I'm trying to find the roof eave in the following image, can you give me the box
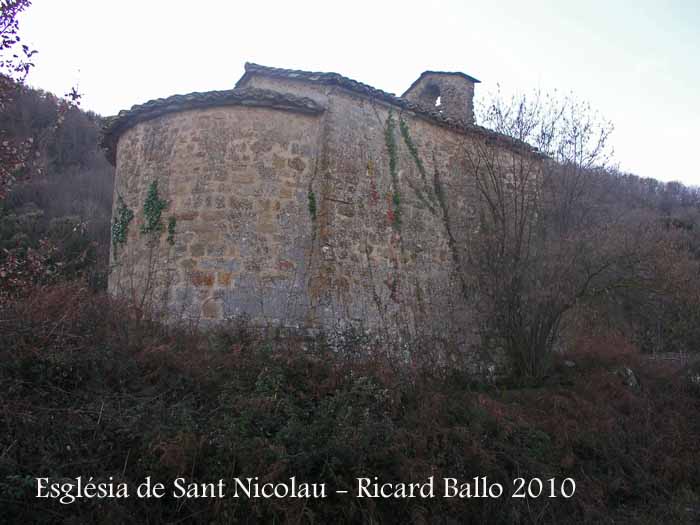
[100,87,325,165]
[401,70,481,98]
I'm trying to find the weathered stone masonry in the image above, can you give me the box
[102,62,536,337]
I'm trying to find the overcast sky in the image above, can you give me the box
[18,0,700,185]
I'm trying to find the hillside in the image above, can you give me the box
[0,84,114,295]
[1,85,700,524]
[1,283,699,523]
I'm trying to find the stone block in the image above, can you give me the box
[217,272,233,286]
[202,299,221,319]
[191,271,215,287]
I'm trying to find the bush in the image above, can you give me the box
[0,284,698,523]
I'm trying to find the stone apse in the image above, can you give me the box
[102,62,536,342]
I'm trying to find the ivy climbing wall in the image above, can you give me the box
[109,103,321,325]
[231,74,481,338]
[107,70,514,347]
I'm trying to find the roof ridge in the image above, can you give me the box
[101,63,541,166]
[402,70,480,98]
[100,86,325,165]
[240,62,399,98]
[237,63,540,157]
[238,62,471,125]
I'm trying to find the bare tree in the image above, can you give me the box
[463,89,654,378]
[1,0,35,199]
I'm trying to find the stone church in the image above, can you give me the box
[102,62,536,340]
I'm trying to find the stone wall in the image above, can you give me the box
[110,104,321,326]
[107,68,535,357]
[237,74,481,335]
[402,72,478,124]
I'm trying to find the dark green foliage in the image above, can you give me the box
[166,215,176,245]
[399,116,425,176]
[0,203,100,296]
[384,111,401,229]
[385,112,398,179]
[399,116,438,214]
[399,118,433,198]
[391,191,400,211]
[0,84,114,290]
[140,180,168,235]
[307,188,317,221]
[111,195,133,248]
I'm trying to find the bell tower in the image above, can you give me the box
[402,71,480,124]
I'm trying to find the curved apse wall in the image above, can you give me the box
[105,68,538,343]
[108,90,324,326]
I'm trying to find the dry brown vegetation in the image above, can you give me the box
[2,80,700,525]
[0,283,699,524]
[2,4,700,523]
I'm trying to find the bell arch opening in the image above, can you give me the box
[418,83,442,110]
